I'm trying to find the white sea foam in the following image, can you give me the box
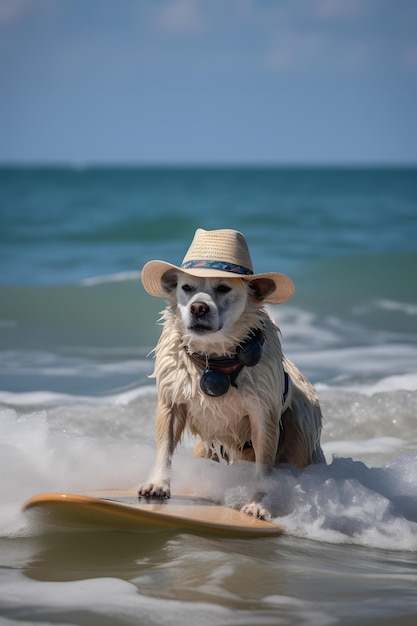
[267,456,417,550]
[322,436,405,460]
[290,344,417,380]
[317,372,417,395]
[271,305,417,387]
[0,349,152,380]
[0,384,156,407]
[0,572,266,626]
[364,299,417,316]
[80,271,141,286]
[0,407,155,536]
[173,449,417,551]
[353,372,417,395]
[1,382,417,550]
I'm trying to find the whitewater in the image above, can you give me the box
[1,302,417,624]
[1,296,417,551]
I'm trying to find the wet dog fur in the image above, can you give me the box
[139,271,325,519]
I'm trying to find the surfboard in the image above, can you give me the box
[23,490,283,537]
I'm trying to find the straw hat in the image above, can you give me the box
[141,228,295,304]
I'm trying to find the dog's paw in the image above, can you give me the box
[241,501,272,521]
[138,482,171,499]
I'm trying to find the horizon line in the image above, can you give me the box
[1,160,416,170]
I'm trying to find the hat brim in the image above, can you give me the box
[141,260,295,305]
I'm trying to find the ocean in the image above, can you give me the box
[1,165,417,625]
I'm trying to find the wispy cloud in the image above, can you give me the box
[403,44,417,71]
[152,0,206,35]
[315,0,368,20]
[0,0,55,26]
[0,0,32,25]
[264,32,326,72]
[250,0,408,74]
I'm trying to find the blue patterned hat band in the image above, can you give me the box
[181,259,253,276]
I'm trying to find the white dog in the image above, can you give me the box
[139,229,324,519]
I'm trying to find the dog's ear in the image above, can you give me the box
[161,269,179,295]
[248,278,276,301]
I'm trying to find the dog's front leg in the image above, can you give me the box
[241,409,279,520]
[138,400,186,499]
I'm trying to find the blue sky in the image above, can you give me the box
[1,0,417,165]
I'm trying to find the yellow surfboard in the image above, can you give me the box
[23,490,283,538]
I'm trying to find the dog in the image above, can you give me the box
[139,229,325,519]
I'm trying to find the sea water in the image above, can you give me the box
[1,166,417,625]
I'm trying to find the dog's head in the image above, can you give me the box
[161,269,276,349]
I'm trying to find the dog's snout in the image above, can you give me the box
[190,301,209,317]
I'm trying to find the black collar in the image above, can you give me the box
[186,328,265,397]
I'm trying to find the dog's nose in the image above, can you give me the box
[190,301,209,317]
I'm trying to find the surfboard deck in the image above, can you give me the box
[23,490,283,537]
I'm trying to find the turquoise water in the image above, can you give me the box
[1,166,417,625]
[2,166,416,285]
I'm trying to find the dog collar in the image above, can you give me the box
[186,328,265,397]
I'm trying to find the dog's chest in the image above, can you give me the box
[185,386,252,445]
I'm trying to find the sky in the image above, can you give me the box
[1,0,417,165]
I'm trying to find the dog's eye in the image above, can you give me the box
[216,284,232,294]
[182,284,195,293]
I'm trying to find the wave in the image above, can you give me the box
[0,384,156,408]
[0,278,162,352]
[317,372,417,395]
[2,250,417,343]
[1,385,417,549]
[80,271,142,286]
[1,263,417,396]
[293,250,417,314]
